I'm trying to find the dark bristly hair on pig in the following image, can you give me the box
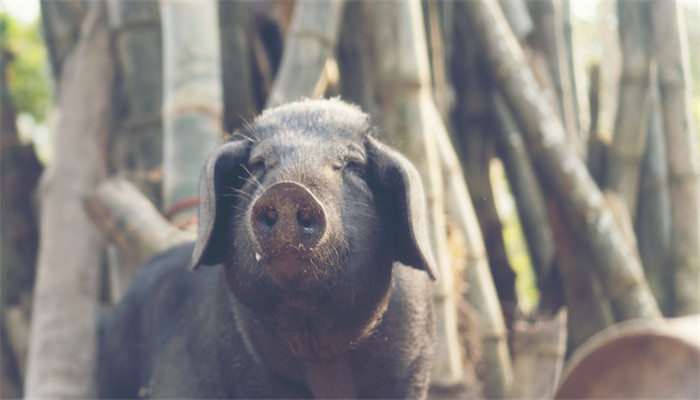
[98,98,439,399]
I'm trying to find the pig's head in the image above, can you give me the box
[189,99,437,318]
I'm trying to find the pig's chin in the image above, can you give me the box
[259,250,319,292]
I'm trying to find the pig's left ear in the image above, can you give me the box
[366,135,438,281]
[190,140,251,270]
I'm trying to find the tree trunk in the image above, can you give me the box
[649,0,700,316]
[106,0,163,206]
[464,0,661,322]
[266,0,345,107]
[160,0,223,225]
[606,0,652,219]
[23,4,112,397]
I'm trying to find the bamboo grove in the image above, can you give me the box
[1,1,697,398]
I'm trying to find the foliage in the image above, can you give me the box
[0,12,51,121]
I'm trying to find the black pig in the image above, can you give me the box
[98,98,438,399]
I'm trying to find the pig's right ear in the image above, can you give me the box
[190,140,251,270]
[366,136,438,281]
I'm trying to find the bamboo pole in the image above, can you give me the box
[451,8,517,326]
[160,0,223,225]
[371,2,513,395]
[218,0,258,132]
[635,83,673,315]
[586,63,607,188]
[495,93,613,350]
[491,94,556,300]
[463,0,661,322]
[649,0,700,316]
[527,0,581,156]
[606,0,652,219]
[498,0,533,41]
[106,0,163,206]
[23,4,112,397]
[265,0,345,107]
[85,178,194,301]
[369,1,464,388]
[432,103,513,397]
[336,1,378,117]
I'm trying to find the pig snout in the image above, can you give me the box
[251,181,328,261]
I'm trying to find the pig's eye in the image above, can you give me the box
[343,159,366,178]
[246,160,266,181]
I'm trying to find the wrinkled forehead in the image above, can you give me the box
[248,99,373,142]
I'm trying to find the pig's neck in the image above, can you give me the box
[275,281,392,360]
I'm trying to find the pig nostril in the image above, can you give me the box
[261,209,278,230]
[297,210,316,232]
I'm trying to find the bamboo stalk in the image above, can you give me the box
[492,94,557,301]
[561,0,581,147]
[24,4,112,397]
[451,10,517,324]
[265,0,345,107]
[160,0,223,224]
[337,1,378,117]
[369,1,464,388]
[498,0,533,41]
[586,63,607,188]
[606,0,652,219]
[649,0,700,316]
[432,102,513,397]
[107,1,163,206]
[463,0,661,322]
[635,82,673,315]
[527,0,581,156]
[85,178,194,300]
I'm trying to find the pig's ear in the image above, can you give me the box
[366,136,438,281]
[190,140,251,270]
